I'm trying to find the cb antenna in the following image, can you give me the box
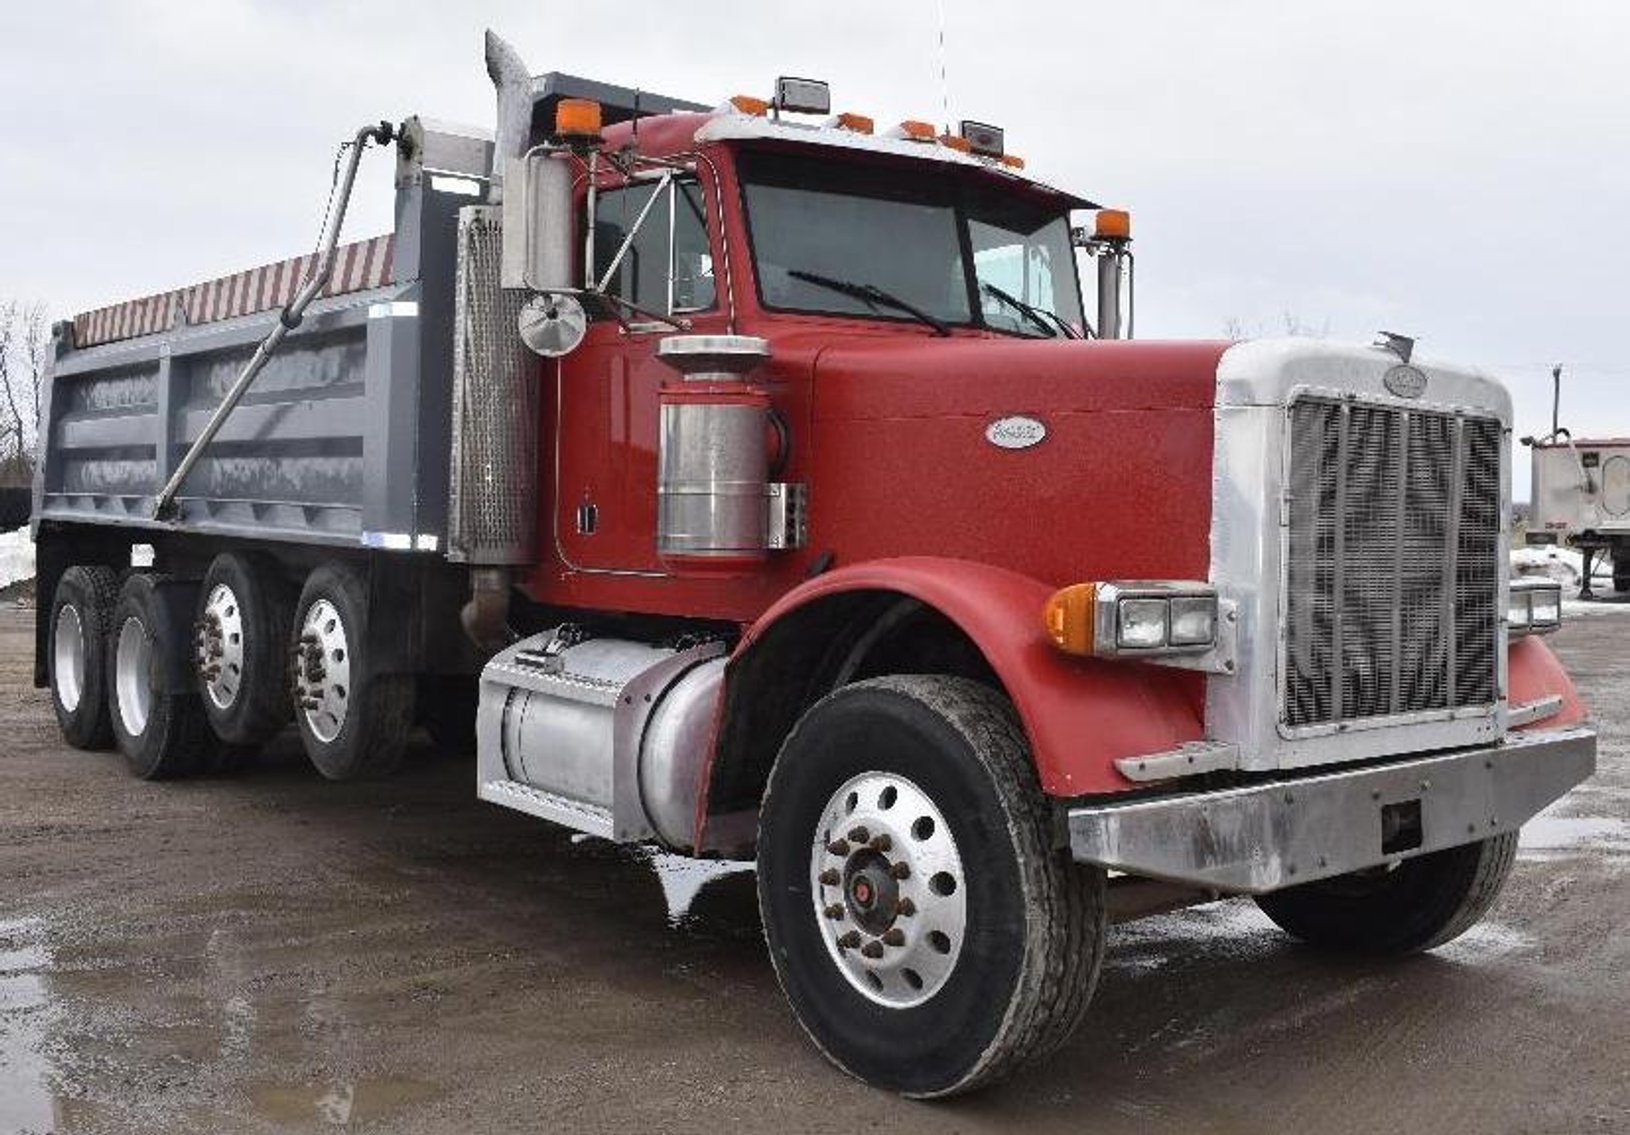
[936,0,951,129]
[1551,363,1563,437]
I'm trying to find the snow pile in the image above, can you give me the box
[0,527,35,590]
[1511,544,1612,589]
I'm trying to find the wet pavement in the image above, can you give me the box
[1,602,1627,1133]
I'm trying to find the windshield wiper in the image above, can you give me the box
[788,269,951,337]
[981,282,1077,339]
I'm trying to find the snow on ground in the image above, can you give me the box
[0,527,35,591]
[1511,543,1612,588]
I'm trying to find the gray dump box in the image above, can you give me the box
[32,118,495,557]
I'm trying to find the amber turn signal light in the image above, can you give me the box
[1043,584,1098,656]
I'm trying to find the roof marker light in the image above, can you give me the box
[999,153,1026,170]
[726,94,771,116]
[888,119,937,142]
[826,111,875,135]
[938,133,973,153]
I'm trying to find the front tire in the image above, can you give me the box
[292,563,414,780]
[109,573,213,780]
[49,565,120,750]
[1254,833,1518,955]
[757,676,1106,1098]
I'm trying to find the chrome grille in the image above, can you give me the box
[449,205,538,564]
[1282,397,1501,729]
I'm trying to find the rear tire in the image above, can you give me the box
[292,563,414,780]
[109,573,213,780]
[195,552,295,749]
[418,675,477,756]
[757,675,1106,1098]
[49,565,120,751]
[1254,833,1518,955]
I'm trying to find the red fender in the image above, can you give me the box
[734,557,1204,797]
[1508,634,1588,730]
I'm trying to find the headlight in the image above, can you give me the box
[1044,581,1219,658]
[1510,578,1562,636]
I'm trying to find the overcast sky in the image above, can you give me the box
[2,1,1624,496]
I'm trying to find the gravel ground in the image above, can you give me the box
[1,602,1627,1134]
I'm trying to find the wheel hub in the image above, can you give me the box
[292,598,350,744]
[195,583,245,711]
[53,605,86,713]
[114,616,153,738]
[810,772,967,1008]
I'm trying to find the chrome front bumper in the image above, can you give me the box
[1067,726,1595,895]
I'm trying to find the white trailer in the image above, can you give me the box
[1528,436,1630,596]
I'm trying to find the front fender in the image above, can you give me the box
[738,557,1204,796]
[1508,634,1588,730]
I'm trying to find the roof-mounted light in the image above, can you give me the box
[1095,208,1131,240]
[725,94,771,117]
[999,153,1026,170]
[553,98,604,142]
[825,111,874,135]
[958,120,1005,158]
[775,76,831,116]
[938,133,973,153]
[887,119,937,142]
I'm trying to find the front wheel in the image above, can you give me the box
[1254,832,1518,955]
[757,676,1106,1098]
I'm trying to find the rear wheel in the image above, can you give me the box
[195,552,295,749]
[418,675,478,756]
[109,573,212,780]
[757,676,1106,1098]
[1254,833,1518,955]
[49,565,120,750]
[292,563,414,780]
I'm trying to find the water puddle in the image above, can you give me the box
[249,1076,442,1126]
[642,851,755,927]
[1519,814,1630,858]
[0,917,57,1135]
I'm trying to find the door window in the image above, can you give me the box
[592,178,717,316]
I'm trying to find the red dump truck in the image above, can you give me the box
[32,31,1594,1096]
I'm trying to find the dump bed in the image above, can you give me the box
[1531,438,1630,540]
[31,117,493,554]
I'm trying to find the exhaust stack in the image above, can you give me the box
[484,29,533,203]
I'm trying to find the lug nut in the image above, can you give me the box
[882,928,906,947]
[889,862,911,880]
[895,898,916,917]
[823,904,845,920]
[818,868,840,886]
[847,826,870,844]
[860,940,885,959]
[836,931,861,950]
[827,839,851,857]
[869,833,893,852]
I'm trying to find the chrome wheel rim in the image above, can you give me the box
[115,616,153,737]
[810,772,967,1009]
[296,599,350,744]
[197,583,245,711]
[53,605,86,713]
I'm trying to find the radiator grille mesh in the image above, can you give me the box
[449,206,537,564]
[1282,397,1501,729]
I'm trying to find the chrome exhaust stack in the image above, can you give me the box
[483,29,533,204]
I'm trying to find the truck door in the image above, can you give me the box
[554,174,726,574]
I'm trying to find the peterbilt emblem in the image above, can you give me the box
[985,416,1048,450]
[1383,364,1428,400]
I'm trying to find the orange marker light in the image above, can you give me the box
[896,119,936,141]
[729,94,771,116]
[554,98,603,139]
[938,133,973,153]
[835,111,874,134]
[1000,153,1026,170]
[1043,584,1099,656]
[1095,208,1132,240]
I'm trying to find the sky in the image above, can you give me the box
[2,0,1626,496]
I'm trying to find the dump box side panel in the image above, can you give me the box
[1531,441,1630,539]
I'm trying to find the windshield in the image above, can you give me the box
[739,151,1085,337]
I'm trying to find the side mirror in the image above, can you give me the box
[501,152,573,291]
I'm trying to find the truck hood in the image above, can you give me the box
[805,337,1230,588]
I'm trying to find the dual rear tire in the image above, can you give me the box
[48,556,416,782]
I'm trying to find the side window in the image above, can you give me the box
[970,220,1058,334]
[591,178,716,316]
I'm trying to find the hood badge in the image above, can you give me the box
[985,415,1048,450]
[1383,364,1428,400]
